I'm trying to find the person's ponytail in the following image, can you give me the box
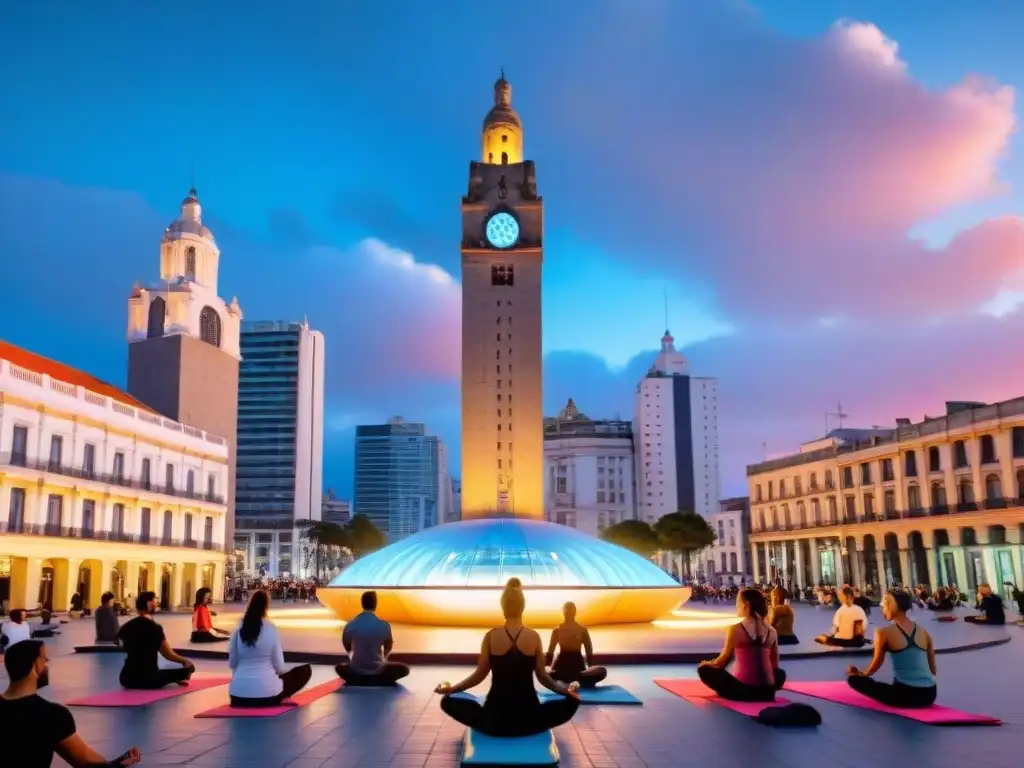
[500,577,525,619]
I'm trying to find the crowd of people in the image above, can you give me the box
[225,578,321,604]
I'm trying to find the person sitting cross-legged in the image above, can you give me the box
[1,609,32,652]
[0,639,141,767]
[846,590,937,708]
[815,586,868,647]
[546,601,608,688]
[963,583,1006,625]
[334,591,410,686]
[95,592,120,644]
[191,588,231,643]
[768,587,799,645]
[118,592,196,689]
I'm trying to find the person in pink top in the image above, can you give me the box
[697,587,787,702]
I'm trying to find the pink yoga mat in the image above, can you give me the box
[654,679,790,717]
[194,678,343,718]
[784,681,1001,725]
[67,676,231,707]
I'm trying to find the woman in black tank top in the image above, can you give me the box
[436,578,580,737]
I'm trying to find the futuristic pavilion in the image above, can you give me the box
[319,517,690,627]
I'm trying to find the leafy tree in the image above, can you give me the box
[344,514,386,559]
[654,512,717,579]
[600,520,660,559]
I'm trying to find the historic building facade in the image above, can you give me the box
[0,342,228,614]
[747,400,1024,593]
[460,74,544,519]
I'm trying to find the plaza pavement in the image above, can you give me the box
[7,604,1023,767]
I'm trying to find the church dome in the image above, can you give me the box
[162,188,215,243]
[483,74,521,131]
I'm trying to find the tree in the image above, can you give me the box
[344,514,386,559]
[298,520,348,580]
[654,512,717,580]
[600,520,660,559]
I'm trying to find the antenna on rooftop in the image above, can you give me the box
[825,401,850,433]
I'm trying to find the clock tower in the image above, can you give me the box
[460,73,544,520]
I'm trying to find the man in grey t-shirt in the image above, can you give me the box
[335,591,410,686]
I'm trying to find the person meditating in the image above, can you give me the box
[228,590,312,707]
[0,640,142,767]
[768,587,798,645]
[191,588,230,643]
[436,577,580,737]
[815,586,868,647]
[546,601,607,688]
[846,590,937,708]
[1,609,32,652]
[927,587,955,612]
[334,591,410,686]
[964,583,1006,625]
[698,587,786,702]
[95,592,120,643]
[117,592,195,689]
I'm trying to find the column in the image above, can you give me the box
[997,430,1015,500]
[752,543,762,584]
[875,549,887,591]
[9,557,43,610]
[834,541,846,585]
[781,542,790,589]
[211,560,225,603]
[953,548,968,589]
[125,561,141,601]
[0,484,11,527]
[898,548,912,587]
[794,540,805,590]
[170,565,184,610]
[52,558,80,613]
[88,559,114,609]
[146,561,163,592]
[809,538,821,586]
[850,542,862,587]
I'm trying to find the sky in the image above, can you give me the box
[1,1,1022,501]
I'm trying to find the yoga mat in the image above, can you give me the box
[654,679,789,717]
[540,684,641,705]
[67,676,231,707]
[784,681,1001,725]
[194,678,343,718]
[462,728,559,766]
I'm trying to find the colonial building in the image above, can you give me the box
[544,399,636,537]
[747,400,1024,593]
[708,496,752,585]
[0,341,228,614]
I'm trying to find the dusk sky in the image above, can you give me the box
[1,1,1022,500]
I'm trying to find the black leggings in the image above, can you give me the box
[550,653,608,689]
[120,665,193,690]
[334,662,410,686]
[698,664,787,703]
[190,630,229,643]
[964,615,1004,625]
[230,664,313,707]
[817,636,866,648]
[777,635,800,646]
[848,675,937,708]
[441,693,579,737]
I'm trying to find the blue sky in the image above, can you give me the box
[1,1,1022,501]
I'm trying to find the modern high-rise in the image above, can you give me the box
[544,399,637,537]
[321,490,350,526]
[353,417,450,542]
[460,74,544,520]
[633,331,721,524]
[232,320,324,577]
[126,188,243,542]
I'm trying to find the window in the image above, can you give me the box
[779,479,787,497]
[794,475,802,494]
[881,458,894,482]
[113,452,125,480]
[730,552,738,572]
[905,450,917,477]
[884,489,895,515]
[556,477,567,493]
[824,470,834,489]
[46,494,63,531]
[501,151,508,164]
[204,516,214,546]
[720,553,727,572]
[811,498,821,524]
[844,495,856,521]
[755,484,762,501]
[980,435,997,464]
[985,473,1002,502]
[147,297,166,338]
[48,435,63,470]
[768,481,774,501]
[83,443,95,476]
[953,440,968,469]
[842,467,854,488]
[82,500,95,535]
[141,458,151,489]
[8,488,25,531]
[185,246,197,279]
[928,446,941,472]
[809,472,818,490]
[207,473,217,499]
[491,264,514,286]
[863,493,874,518]
[931,482,947,509]
[11,425,27,465]
[1013,427,1024,458]
[162,510,173,542]
[184,513,194,542]
[860,463,871,485]
[186,469,195,495]
[165,463,175,490]
[907,484,921,510]
[199,306,222,347]
[140,507,151,541]
[958,479,975,505]
[111,503,125,536]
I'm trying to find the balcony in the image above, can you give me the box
[5,521,224,551]
[1,453,225,505]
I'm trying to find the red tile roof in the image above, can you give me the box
[0,339,154,413]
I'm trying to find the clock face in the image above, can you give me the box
[486,212,520,249]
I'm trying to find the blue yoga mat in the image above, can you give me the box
[540,684,642,706]
[462,728,559,766]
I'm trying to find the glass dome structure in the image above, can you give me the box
[319,518,689,627]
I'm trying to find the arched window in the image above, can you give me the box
[501,151,508,164]
[199,306,221,347]
[147,297,166,338]
[958,479,975,505]
[931,481,946,509]
[824,469,834,489]
[185,246,197,280]
[907,484,921,510]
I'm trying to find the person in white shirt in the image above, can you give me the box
[815,586,868,647]
[1,609,33,652]
[228,590,312,707]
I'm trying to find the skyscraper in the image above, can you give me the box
[633,331,721,524]
[126,188,243,541]
[233,320,324,577]
[353,417,450,542]
[460,74,544,520]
